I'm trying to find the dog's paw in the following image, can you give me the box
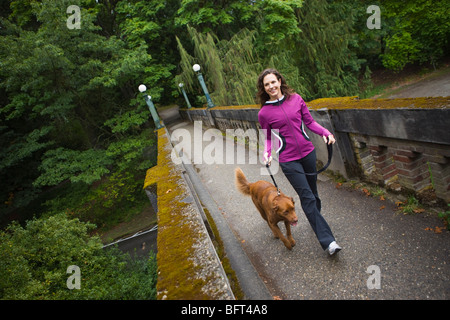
[289,237,296,247]
[282,240,293,250]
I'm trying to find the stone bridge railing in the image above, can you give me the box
[179,96,450,203]
[144,128,235,300]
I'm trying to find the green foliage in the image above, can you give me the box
[438,204,450,231]
[176,26,262,106]
[116,0,164,47]
[73,169,149,228]
[221,29,263,106]
[381,0,450,71]
[34,148,112,187]
[40,131,155,229]
[0,213,157,299]
[285,0,362,99]
[398,195,421,215]
[0,0,163,213]
[176,0,363,103]
[106,135,153,171]
[257,0,303,45]
[174,0,449,104]
[175,0,256,37]
[104,109,149,134]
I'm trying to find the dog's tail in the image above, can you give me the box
[235,167,251,195]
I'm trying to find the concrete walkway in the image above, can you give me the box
[387,67,450,99]
[165,118,449,300]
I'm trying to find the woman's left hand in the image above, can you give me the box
[323,134,336,145]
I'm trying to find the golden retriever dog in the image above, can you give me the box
[235,167,298,250]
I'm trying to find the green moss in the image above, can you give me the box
[180,96,450,112]
[307,96,450,110]
[145,129,226,300]
[202,205,244,300]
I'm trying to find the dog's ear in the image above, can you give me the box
[272,200,279,212]
[290,197,295,205]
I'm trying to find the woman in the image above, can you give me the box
[257,68,341,255]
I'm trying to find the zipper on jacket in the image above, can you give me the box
[279,99,303,156]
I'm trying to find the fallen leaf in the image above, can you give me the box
[425,227,433,231]
[336,182,342,189]
[362,188,370,196]
[379,205,385,210]
[380,196,385,201]
[413,208,425,214]
[241,239,245,243]
[434,226,444,234]
[273,296,282,300]
[166,189,172,194]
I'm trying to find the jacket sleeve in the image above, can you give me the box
[299,97,332,137]
[258,110,272,157]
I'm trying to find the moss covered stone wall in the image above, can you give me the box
[144,128,234,300]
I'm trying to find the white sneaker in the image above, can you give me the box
[327,241,342,255]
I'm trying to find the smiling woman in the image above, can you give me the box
[263,73,283,101]
[256,68,294,106]
[257,68,341,256]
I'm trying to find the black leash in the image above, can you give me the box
[265,163,281,196]
[311,139,333,175]
[265,139,333,195]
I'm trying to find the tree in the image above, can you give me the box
[175,0,257,39]
[176,0,363,103]
[288,0,362,99]
[255,0,303,48]
[381,0,450,71]
[0,0,157,219]
[175,26,261,106]
[0,212,157,299]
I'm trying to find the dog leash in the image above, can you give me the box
[265,163,281,196]
[265,138,333,194]
[310,138,333,175]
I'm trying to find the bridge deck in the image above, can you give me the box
[167,119,449,300]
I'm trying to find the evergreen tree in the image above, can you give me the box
[0,0,157,219]
[291,0,362,99]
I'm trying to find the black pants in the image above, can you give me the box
[280,150,335,250]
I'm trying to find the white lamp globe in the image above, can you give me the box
[138,84,147,93]
[192,64,201,72]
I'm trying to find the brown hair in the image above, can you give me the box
[256,68,294,107]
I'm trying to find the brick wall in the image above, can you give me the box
[350,134,450,202]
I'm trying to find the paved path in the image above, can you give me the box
[387,67,450,98]
[167,120,449,300]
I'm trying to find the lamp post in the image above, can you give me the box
[192,64,215,109]
[138,84,164,129]
[178,83,192,109]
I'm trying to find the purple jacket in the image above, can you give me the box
[258,93,332,163]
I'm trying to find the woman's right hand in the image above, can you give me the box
[264,152,272,166]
